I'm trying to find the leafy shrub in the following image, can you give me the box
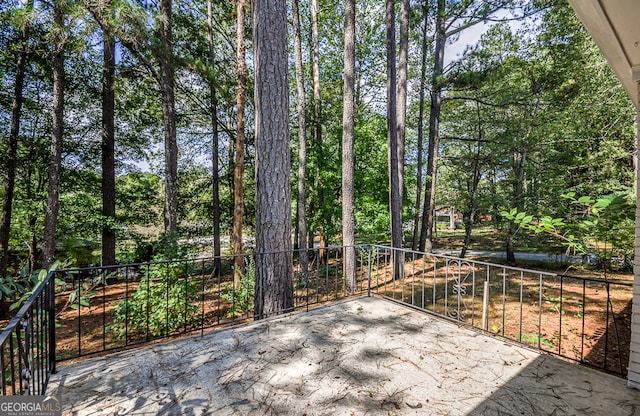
[220,257,255,317]
[4,262,68,313]
[110,234,200,338]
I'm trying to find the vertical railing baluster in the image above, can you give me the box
[145,263,150,340]
[9,335,16,394]
[471,266,476,328]
[335,248,340,299]
[604,282,610,371]
[201,259,206,336]
[411,252,416,306]
[49,273,56,374]
[538,274,543,350]
[432,256,436,313]
[367,246,372,297]
[185,260,189,332]
[165,262,170,335]
[457,260,461,322]
[559,275,564,355]
[103,268,107,353]
[421,254,425,310]
[502,268,506,336]
[1,343,6,395]
[77,272,81,357]
[581,279,586,362]
[519,271,524,342]
[16,327,23,394]
[125,266,130,347]
[216,258,221,326]
[444,259,449,316]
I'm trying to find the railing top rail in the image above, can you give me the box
[0,270,53,347]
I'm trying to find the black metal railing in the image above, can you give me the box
[0,271,56,395]
[0,244,633,395]
[369,245,633,376]
[50,245,369,362]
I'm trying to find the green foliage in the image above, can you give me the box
[501,192,634,260]
[8,261,69,312]
[110,234,200,338]
[353,114,391,236]
[516,332,555,348]
[0,264,38,303]
[220,258,255,317]
[544,296,568,315]
[116,173,163,229]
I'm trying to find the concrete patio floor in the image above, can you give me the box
[48,296,640,415]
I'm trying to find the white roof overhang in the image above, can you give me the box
[568,0,640,108]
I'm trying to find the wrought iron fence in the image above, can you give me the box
[0,271,56,395]
[0,244,633,395]
[50,246,368,362]
[369,245,633,376]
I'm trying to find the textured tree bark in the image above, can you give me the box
[233,0,247,286]
[25,146,42,272]
[411,1,429,251]
[42,3,66,268]
[292,0,308,283]
[419,0,445,254]
[206,0,222,272]
[342,0,356,292]
[101,33,116,267]
[387,0,402,278]
[253,0,293,318]
[396,0,409,206]
[160,0,178,234]
[0,0,32,276]
[310,0,326,264]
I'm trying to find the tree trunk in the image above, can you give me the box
[206,0,222,272]
[0,0,32,276]
[461,141,482,258]
[396,0,409,206]
[101,32,116,267]
[506,93,539,263]
[411,1,429,251]
[160,0,178,234]
[253,0,293,318]
[233,0,247,285]
[506,146,527,264]
[419,0,445,253]
[342,0,356,292]
[311,0,326,264]
[25,145,40,272]
[42,4,66,268]
[292,0,308,283]
[387,0,402,278]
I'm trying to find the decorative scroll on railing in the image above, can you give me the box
[369,245,633,377]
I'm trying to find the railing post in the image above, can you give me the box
[482,280,489,331]
[366,245,372,297]
[48,272,56,374]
